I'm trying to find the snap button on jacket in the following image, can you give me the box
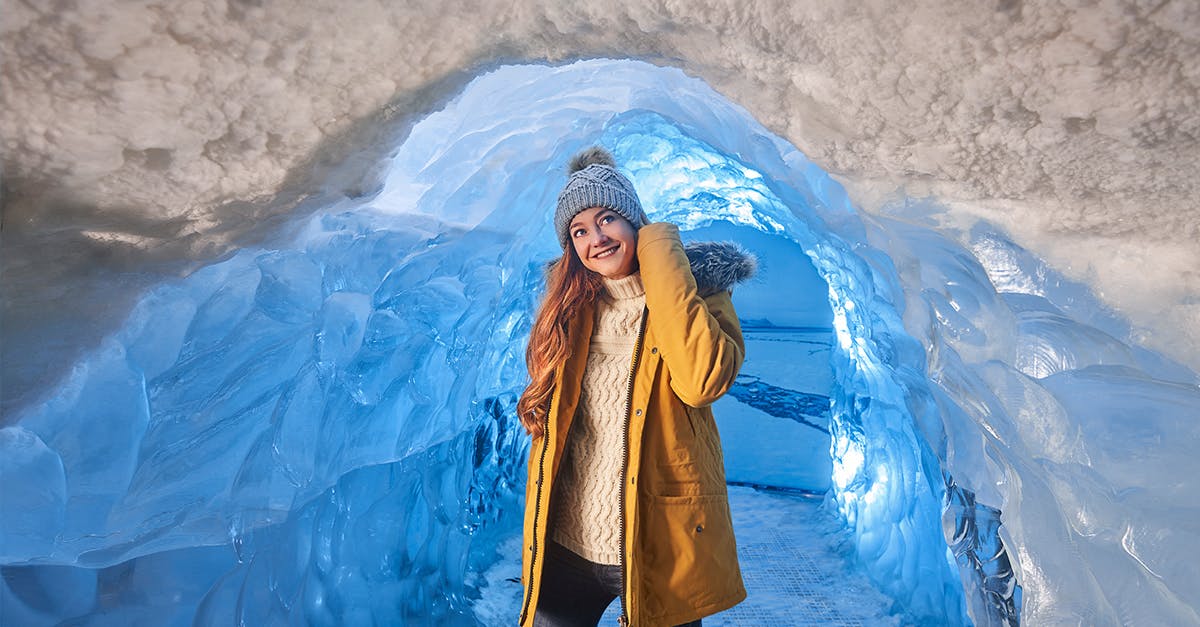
[519,223,751,626]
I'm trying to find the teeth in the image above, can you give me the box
[594,247,617,259]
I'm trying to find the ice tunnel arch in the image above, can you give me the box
[1,58,973,624]
[369,58,975,620]
[5,58,1199,626]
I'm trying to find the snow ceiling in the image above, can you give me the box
[2,0,1198,373]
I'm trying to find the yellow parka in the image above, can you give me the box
[519,223,754,626]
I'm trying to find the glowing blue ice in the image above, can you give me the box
[3,59,1198,626]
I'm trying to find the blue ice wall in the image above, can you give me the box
[3,59,1199,626]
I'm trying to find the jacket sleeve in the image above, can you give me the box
[637,222,745,407]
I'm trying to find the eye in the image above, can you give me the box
[599,214,615,224]
[572,227,586,238]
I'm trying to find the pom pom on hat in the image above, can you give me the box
[568,146,616,174]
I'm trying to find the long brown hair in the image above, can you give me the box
[517,246,602,439]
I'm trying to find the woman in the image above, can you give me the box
[517,146,755,627]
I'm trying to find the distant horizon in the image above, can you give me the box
[738,320,833,333]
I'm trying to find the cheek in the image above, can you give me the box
[608,222,637,247]
[619,228,638,252]
[571,238,589,260]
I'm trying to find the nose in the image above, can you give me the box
[590,229,611,247]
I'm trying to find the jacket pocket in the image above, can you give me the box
[640,493,741,619]
[652,460,704,497]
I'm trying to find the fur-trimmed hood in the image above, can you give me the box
[684,241,757,297]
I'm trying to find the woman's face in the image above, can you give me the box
[569,207,639,279]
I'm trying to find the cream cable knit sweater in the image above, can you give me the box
[550,272,645,565]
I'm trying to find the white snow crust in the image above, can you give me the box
[2,2,1197,360]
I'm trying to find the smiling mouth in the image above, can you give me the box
[592,245,620,259]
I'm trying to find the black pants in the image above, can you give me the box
[534,539,701,627]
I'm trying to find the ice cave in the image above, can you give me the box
[2,3,1199,626]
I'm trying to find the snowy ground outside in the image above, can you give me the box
[719,328,835,493]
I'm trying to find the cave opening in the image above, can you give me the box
[2,58,1006,625]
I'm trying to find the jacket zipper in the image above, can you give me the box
[519,409,552,625]
[618,309,649,627]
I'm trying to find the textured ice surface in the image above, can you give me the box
[4,60,1200,626]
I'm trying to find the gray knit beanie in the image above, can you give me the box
[554,146,647,249]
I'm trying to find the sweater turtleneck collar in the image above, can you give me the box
[601,271,645,300]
